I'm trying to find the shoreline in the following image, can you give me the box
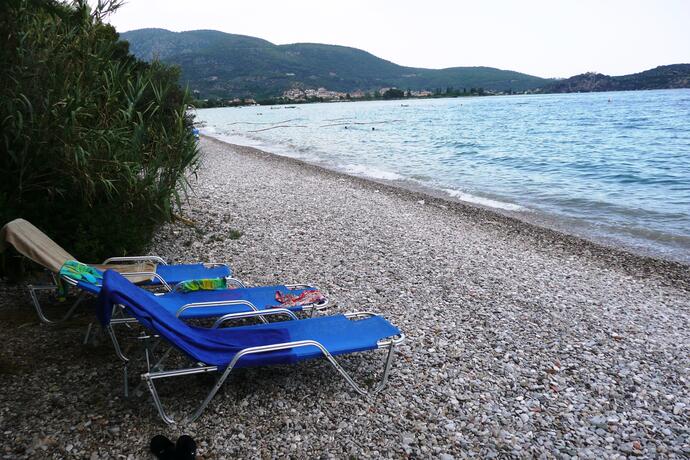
[197,89,690,267]
[202,134,690,290]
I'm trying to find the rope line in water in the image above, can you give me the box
[226,118,303,126]
[247,125,308,132]
[319,120,402,128]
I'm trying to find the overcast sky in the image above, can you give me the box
[105,0,690,78]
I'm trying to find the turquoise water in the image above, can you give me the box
[197,89,690,262]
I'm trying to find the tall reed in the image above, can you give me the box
[0,0,199,264]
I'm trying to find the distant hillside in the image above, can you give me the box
[120,28,551,99]
[541,64,690,93]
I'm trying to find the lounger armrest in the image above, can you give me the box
[175,299,260,318]
[59,275,79,287]
[119,272,172,292]
[102,255,168,265]
[212,308,298,328]
[284,283,320,290]
[61,271,172,292]
[226,277,246,288]
[378,332,406,348]
[301,297,330,312]
[344,311,378,320]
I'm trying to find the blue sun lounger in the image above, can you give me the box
[63,263,328,351]
[98,270,404,425]
[65,268,328,319]
[31,258,235,324]
[52,265,329,399]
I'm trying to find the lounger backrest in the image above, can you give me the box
[98,270,291,366]
[0,218,75,273]
[0,218,157,285]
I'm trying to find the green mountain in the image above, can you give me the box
[540,64,690,93]
[120,28,551,99]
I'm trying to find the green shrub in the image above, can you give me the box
[0,0,199,265]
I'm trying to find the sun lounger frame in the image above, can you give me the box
[27,255,242,324]
[106,309,403,425]
[49,269,331,398]
[101,284,330,397]
[28,270,172,323]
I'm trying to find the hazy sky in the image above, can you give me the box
[106,0,690,78]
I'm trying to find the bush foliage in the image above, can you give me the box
[0,0,199,264]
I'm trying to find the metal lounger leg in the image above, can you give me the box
[106,325,130,397]
[61,291,87,321]
[144,365,218,425]
[374,343,397,393]
[142,339,400,425]
[100,304,138,352]
[123,364,129,398]
[28,284,54,324]
[146,378,173,425]
[83,322,94,345]
[130,342,172,397]
[319,345,397,396]
[28,284,87,324]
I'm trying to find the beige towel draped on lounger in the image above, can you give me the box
[0,218,155,283]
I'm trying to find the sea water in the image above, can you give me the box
[196,89,690,263]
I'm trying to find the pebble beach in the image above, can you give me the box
[1,136,689,458]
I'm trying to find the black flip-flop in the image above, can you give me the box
[150,435,176,460]
[175,435,197,460]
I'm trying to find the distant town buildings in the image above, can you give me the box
[282,87,347,101]
[281,86,434,102]
[197,86,487,108]
[228,97,257,105]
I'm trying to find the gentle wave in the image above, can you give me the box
[338,163,405,181]
[442,189,527,212]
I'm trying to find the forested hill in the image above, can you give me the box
[540,64,690,93]
[120,28,551,99]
